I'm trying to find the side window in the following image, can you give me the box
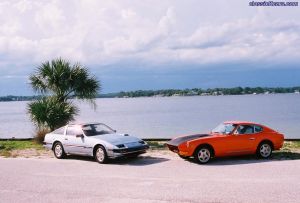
[235,125,254,135]
[53,127,65,135]
[66,126,82,136]
[254,125,263,133]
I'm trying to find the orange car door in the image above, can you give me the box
[224,125,257,155]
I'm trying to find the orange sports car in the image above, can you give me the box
[166,121,284,164]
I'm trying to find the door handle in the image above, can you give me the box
[249,138,255,140]
[64,138,68,140]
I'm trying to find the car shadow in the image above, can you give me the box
[64,154,170,166]
[110,155,169,166]
[183,151,300,166]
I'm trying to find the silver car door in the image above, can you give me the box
[65,126,89,155]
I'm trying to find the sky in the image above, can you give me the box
[0,0,300,95]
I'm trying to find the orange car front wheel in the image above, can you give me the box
[193,146,212,164]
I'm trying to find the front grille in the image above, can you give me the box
[113,145,149,154]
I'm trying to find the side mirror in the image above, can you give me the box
[76,134,84,138]
[113,130,117,133]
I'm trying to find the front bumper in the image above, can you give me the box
[167,144,179,153]
[108,145,149,158]
[43,142,52,150]
[167,144,189,156]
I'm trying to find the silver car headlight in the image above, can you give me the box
[139,140,146,145]
[116,144,126,148]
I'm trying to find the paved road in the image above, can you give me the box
[1,153,300,203]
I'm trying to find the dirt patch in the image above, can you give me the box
[2,147,300,161]
[1,148,179,160]
[8,149,54,159]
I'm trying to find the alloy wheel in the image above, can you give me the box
[197,148,211,163]
[260,143,272,158]
[54,144,63,157]
[96,147,105,162]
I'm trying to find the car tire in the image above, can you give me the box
[53,142,66,159]
[95,145,108,164]
[257,142,273,159]
[194,146,212,164]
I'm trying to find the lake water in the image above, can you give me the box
[0,94,299,139]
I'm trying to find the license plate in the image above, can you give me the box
[125,142,138,147]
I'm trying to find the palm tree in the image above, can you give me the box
[28,58,100,133]
[28,97,78,131]
[29,58,100,103]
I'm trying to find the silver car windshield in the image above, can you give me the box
[82,124,115,136]
[212,123,236,134]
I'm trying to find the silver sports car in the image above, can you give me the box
[43,123,149,163]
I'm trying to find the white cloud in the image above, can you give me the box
[0,0,299,76]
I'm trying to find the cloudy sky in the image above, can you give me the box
[0,0,300,95]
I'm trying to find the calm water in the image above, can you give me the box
[0,94,299,139]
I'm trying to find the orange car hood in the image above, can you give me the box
[167,134,211,146]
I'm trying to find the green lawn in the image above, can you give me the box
[0,140,44,157]
[272,141,300,159]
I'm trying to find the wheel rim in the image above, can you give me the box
[260,144,271,157]
[96,148,105,162]
[197,148,211,163]
[55,144,62,157]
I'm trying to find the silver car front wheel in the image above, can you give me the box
[95,146,108,164]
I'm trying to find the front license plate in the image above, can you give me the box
[125,142,139,148]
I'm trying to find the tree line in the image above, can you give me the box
[1,86,300,101]
[101,86,300,98]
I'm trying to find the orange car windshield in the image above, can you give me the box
[212,123,236,134]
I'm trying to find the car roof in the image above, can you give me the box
[223,121,262,126]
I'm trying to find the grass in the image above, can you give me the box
[147,141,167,149]
[0,140,300,159]
[282,141,300,149]
[272,141,300,160]
[0,140,44,157]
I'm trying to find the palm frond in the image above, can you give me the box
[28,57,100,131]
[27,97,78,131]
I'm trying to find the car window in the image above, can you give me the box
[212,123,237,134]
[254,125,263,133]
[53,126,65,135]
[235,125,254,135]
[82,124,115,136]
[66,126,82,136]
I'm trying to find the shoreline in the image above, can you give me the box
[1,92,299,102]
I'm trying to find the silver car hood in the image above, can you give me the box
[90,133,141,145]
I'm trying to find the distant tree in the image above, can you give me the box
[28,58,100,134]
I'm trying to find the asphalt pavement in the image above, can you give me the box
[0,152,300,203]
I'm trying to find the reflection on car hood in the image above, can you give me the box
[167,134,211,146]
[90,133,141,145]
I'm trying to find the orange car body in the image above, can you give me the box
[167,121,284,158]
